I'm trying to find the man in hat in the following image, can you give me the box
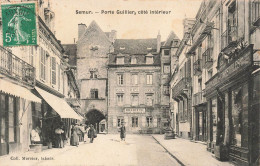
[119,122,126,141]
[88,124,96,143]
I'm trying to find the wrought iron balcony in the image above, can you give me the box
[252,0,260,26]
[193,59,202,76]
[202,48,213,69]
[193,91,206,106]
[172,77,191,99]
[221,26,238,50]
[0,46,35,86]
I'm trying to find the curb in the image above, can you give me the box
[152,136,186,166]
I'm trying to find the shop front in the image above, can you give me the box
[35,87,83,148]
[0,79,41,156]
[194,105,207,142]
[205,45,260,165]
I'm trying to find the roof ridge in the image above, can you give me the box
[78,20,111,43]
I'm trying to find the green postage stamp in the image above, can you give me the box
[1,3,37,47]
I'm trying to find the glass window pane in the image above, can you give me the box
[212,98,217,142]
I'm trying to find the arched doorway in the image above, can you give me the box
[85,109,105,133]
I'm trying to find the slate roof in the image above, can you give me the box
[112,38,158,55]
[63,44,77,66]
[163,31,180,47]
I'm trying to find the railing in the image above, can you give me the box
[252,0,260,26]
[221,26,238,50]
[193,91,206,106]
[202,48,213,68]
[193,59,202,76]
[0,46,35,86]
[172,77,191,99]
[221,30,228,50]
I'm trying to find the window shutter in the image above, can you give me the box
[153,117,157,127]
[51,57,56,85]
[113,117,117,127]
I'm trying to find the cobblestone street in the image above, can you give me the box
[0,134,180,166]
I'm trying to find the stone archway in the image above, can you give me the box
[85,109,106,133]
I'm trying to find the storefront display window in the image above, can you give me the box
[231,84,249,147]
[8,97,15,142]
[199,112,203,135]
[0,94,6,143]
[212,98,217,142]
[232,88,242,146]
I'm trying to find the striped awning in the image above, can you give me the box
[36,87,83,120]
[0,79,41,103]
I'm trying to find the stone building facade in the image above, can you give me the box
[0,0,82,156]
[170,0,260,165]
[76,21,116,131]
[107,37,162,134]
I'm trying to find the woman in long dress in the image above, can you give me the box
[70,124,79,146]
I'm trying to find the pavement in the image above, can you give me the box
[0,134,180,166]
[152,135,234,166]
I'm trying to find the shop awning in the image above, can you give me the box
[0,79,41,103]
[35,87,83,120]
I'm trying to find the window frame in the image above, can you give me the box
[146,56,154,64]
[117,73,124,85]
[116,93,124,105]
[117,116,124,127]
[116,57,124,65]
[146,94,154,106]
[146,74,153,85]
[164,49,170,56]
[146,117,153,127]
[132,117,138,127]
[131,74,138,85]
[90,89,99,99]
[131,93,139,106]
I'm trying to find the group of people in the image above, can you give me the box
[71,123,97,146]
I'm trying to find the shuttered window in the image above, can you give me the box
[58,64,60,89]
[40,48,46,80]
[51,57,56,85]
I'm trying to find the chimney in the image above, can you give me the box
[78,23,87,40]
[157,31,161,53]
[109,30,117,43]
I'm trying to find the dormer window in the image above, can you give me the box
[164,50,170,56]
[120,47,125,50]
[116,57,124,64]
[131,57,137,64]
[90,45,98,51]
[146,53,154,64]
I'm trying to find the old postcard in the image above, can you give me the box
[0,0,259,165]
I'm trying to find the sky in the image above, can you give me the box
[51,0,202,44]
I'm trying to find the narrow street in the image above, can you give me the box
[37,134,179,166]
[0,134,179,166]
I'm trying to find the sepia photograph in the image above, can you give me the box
[0,0,259,165]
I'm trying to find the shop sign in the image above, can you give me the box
[1,2,37,46]
[205,45,253,93]
[124,108,145,114]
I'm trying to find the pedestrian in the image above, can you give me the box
[119,122,126,141]
[70,123,79,147]
[88,124,96,143]
[55,125,64,148]
[60,123,66,148]
[84,125,90,143]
